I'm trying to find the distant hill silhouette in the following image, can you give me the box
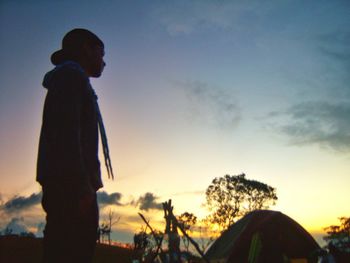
[0,235,133,263]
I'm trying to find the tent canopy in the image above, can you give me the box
[205,210,320,263]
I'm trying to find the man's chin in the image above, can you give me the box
[91,72,102,78]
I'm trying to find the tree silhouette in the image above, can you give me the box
[98,209,120,245]
[324,217,350,252]
[177,212,197,252]
[205,173,277,231]
[133,226,150,251]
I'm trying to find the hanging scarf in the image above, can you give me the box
[90,86,115,180]
[57,61,115,180]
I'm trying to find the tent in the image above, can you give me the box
[205,210,320,263]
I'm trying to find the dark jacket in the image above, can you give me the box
[37,61,103,193]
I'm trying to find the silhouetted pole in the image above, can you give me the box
[163,200,210,263]
[138,212,164,262]
[163,200,181,263]
[170,213,210,263]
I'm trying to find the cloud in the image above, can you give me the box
[175,80,241,129]
[152,0,274,36]
[36,222,45,237]
[2,191,124,211]
[315,30,350,99]
[97,191,123,206]
[3,217,29,234]
[266,18,350,153]
[154,1,350,40]
[136,192,163,211]
[2,192,42,213]
[317,27,350,57]
[270,101,350,152]
[1,191,125,212]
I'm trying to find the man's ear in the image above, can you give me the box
[82,43,93,58]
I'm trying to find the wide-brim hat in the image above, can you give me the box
[51,28,103,65]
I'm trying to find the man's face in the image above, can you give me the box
[86,45,105,78]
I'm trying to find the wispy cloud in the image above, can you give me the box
[175,80,241,129]
[265,17,350,153]
[270,101,350,152]
[316,30,350,99]
[2,192,42,213]
[152,0,273,36]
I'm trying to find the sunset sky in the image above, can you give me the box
[0,0,349,244]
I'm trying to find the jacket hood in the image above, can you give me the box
[42,60,86,90]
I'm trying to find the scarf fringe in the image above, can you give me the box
[91,87,115,180]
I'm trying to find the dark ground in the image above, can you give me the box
[0,235,134,263]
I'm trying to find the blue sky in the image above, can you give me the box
[0,0,349,244]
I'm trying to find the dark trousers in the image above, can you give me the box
[41,184,98,263]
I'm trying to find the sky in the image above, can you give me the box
[0,0,349,245]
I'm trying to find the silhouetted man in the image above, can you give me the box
[37,28,114,263]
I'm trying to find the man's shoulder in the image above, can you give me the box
[55,63,88,84]
[44,63,89,94]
